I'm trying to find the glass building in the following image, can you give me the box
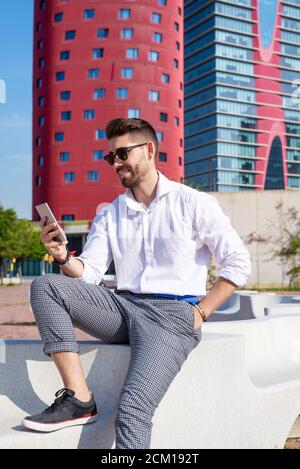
[184,0,300,191]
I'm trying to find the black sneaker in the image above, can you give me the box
[22,388,98,432]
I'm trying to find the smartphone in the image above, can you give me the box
[35,203,67,243]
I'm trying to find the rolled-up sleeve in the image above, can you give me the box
[196,193,251,287]
[69,208,112,285]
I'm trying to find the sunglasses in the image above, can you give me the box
[104,142,148,166]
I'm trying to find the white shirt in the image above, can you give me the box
[72,171,251,296]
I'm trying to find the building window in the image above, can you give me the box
[62,214,75,221]
[38,96,45,107]
[39,116,45,126]
[179,157,182,166]
[117,88,128,99]
[37,39,43,50]
[152,12,161,23]
[121,28,133,39]
[60,151,70,162]
[38,155,44,166]
[174,22,179,31]
[174,116,179,126]
[119,8,131,19]
[37,78,43,88]
[160,112,168,122]
[173,58,179,68]
[157,131,163,142]
[56,71,65,81]
[93,88,105,99]
[128,108,140,118]
[178,99,182,108]
[36,176,42,186]
[97,28,109,38]
[88,68,100,79]
[64,172,75,183]
[84,109,95,120]
[60,90,71,101]
[54,12,63,22]
[178,6,182,15]
[55,132,64,142]
[149,50,159,61]
[38,58,45,68]
[60,50,70,61]
[36,136,41,147]
[122,67,134,79]
[61,111,72,121]
[92,48,104,58]
[84,9,95,19]
[93,150,104,160]
[126,48,139,59]
[149,90,159,101]
[40,0,46,11]
[161,73,170,84]
[158,0,167,5]
[96,129,106,140]
[153,32,163,43]
[176,41,180,50]
[36,21,41,32]
[159,152,167,162]
[87,171,99,181]
[65,30,76,40]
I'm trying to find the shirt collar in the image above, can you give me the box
[123,171,177,211]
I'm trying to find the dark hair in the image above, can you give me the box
[105,118,158,157]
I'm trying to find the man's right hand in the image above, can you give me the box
[40,216,68,260]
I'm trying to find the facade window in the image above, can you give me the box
[36,136,41,147]
[36,21,41,32]
[157,131,163,142]
[97,28,109,38]
[39,116,45,126]
[160,112,168,122]
[92,48,104,58]
[55,132,64,142]
[96,129,106,140]
[36,176,42,186]
[88,68,100,79]
[40,0,46,11]
[87,171,99,181]
[62,215,75,221]
[119,8,131,19]
[60,50,70,61]
[93,150,104,160]
[65,30,76,40]
[56,71,65,81]
[84,109,95,120]
[176,41,180,50]
[174,22,179,31]
[149,50,159,61]
[149,90,159,101]
[161,73,170,84]
[38,96,45,107]
[84,9,95,19]
[54,12,63,22]
[93,88,105,99]
[60,151,70,162]
[37,78,43,88]
[153,32,163,43]
[174,116,179,126]
[121,28,133,39]
[158,0,167,5]
[126,48,139,59]
[37,39,43,50]
[152,12,161,23]
[179,157,182,166]
[178,99,182,108]
[38,58,45,68]
[61,111,72,121]
[122,67,133,79]
[60,90,71,101]
[173,58,179,68]
[117,88,128,99]
[159,152,167,162]
[64,172,75,183]
[178,6,182,15]
[38,155,44,166]
[128,108,140,118]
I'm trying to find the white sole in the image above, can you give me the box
[22,413,98,433]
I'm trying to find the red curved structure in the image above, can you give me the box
[32,0,184,222]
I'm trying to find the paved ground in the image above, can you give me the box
[0,280,299,449]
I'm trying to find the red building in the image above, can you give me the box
[32,0,184,223]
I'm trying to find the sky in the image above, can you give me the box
[0,1,33,220]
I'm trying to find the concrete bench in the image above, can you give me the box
[1,316,300,449]
[265,304,300,317]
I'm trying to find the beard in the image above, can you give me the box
[117,165,145,188]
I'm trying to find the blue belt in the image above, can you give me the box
[152,293,199,304]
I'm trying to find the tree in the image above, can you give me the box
[0,206,45,284]
[246,202,300,289]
